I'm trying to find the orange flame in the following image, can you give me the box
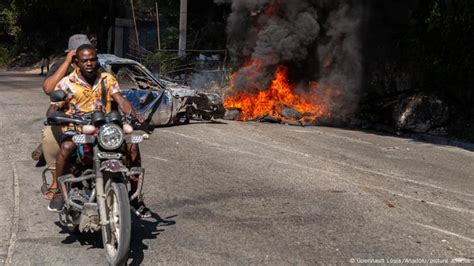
[224,63,327,123]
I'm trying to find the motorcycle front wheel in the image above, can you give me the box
[102,181,131,265]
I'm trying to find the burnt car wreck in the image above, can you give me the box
[98,54,225,130]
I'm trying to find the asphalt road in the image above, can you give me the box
[0,71,473,265]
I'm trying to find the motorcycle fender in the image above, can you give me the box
[100,159,128,173]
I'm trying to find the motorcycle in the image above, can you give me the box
[42,90,148,265]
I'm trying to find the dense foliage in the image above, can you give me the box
[0,0,227,65]
[404,0,474,106]
[361,0,474,139]
[0,0,119,64]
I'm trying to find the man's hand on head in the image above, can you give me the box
[66,49,77,64]
[43,49,77,95]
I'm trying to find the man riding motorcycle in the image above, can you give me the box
[47,43,150,217]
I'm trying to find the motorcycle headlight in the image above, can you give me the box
[98,123,124,150]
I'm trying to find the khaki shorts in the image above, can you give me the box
[42,125,62,170]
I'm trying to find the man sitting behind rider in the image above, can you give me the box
[38,34,91,201]
[48,44,149,216]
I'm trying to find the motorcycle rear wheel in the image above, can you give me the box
[102,181,131,265]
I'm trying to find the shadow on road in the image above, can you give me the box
[358,127,474,152]
[55,221,103,249]
[190,120,228,125]
[129,212,177,266]
[54,210,177,264]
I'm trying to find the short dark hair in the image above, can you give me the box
[76,44,96,55]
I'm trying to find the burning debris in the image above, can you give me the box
[218,0,364,126]
[224,64,326,125]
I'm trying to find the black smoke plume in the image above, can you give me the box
[217,0,366,119]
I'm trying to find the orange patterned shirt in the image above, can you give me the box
[53,69,121,116]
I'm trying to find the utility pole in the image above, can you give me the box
[130,0,140,48]
[155,0,161,50]
[178,0,187,58]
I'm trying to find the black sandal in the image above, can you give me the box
[130,199,152,218]
[134,205,152,218]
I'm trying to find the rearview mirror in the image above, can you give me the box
[50,90,67,102]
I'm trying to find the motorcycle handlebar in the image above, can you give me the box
[46,114,90,126]
[45,111,145,130]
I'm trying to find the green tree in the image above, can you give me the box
[404,0,474,105]
[0,0,21,64]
